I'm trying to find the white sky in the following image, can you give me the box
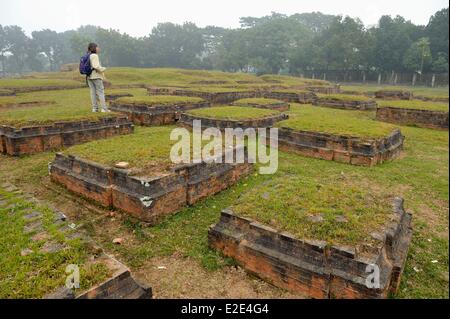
[0,0,448,37]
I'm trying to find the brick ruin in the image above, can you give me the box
[374,90,413,100]
[105,93,133,102]
[276,127,404,166]
[231,100,290,112]
[209,197,412,299]
[76,255,152,299]
[0,100,56,109]
[414,96,449,103]
[305,85,341,94]
[2,84,85,94]
[0,116,134,156]
[0,89,15,96]
[49,148,253,224]
[313,97,378,111]
[147,86,258,104]
[376,107,449,130]
[179,112,289,130]
[109,99,210,126]
[262,91,317,104]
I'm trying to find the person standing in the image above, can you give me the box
[86,43,109,113]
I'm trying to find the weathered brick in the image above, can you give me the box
[276,127,404,166]
[208,197,413,299]
[376,107,449,130]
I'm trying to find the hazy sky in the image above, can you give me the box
[0,0,448,37]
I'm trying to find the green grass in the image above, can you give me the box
[377,100,449,112]
[232,167,393,246]
[0,88,147,127]
[233,98,285,105]
[0,187,110,298]
[342,84,449,99]
[277,104,396,138]
[317,93,372,102]
[269,89,310,94]
[187,105,279,120]
[0,89,14,95]
[0,104,447,299]
[65,126,178,173]
[0,78,83,89]
[116,95,204,106]
[105,67,264,87]
[0,71,447,298]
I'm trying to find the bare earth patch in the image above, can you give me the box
[134,255,299,299]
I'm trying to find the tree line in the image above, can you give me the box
[0,9,448,77]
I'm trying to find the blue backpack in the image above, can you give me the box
[79,53,93,76]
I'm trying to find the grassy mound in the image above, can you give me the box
[277,104,396,138]
[317,93,372,102]
[0,78,83,89]
[65,126,179,173]
[187,106,279,120]
[233,98,286,105]
[115,95,205,106]
[377,100,449,112]
[232,173,393,246]
[342,84,449,99]
[0,88,148,127]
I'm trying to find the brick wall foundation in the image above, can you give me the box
[109,100,210,126]
[105,93,133,102]
[147,87,257,104]
[374,90,413,100]
[0,89,15,96]
[414,96,449,103]
[376,107,449,130]
[276,128,404,166]
[0,116,134,156]
[49,148,253,224]
[3,84,85,94]
[305,85,341,94]
[262,91,317,104]
[208,197,412,298]
[313,98,378,110]
[231,100,290,112]
[179,112,288,130]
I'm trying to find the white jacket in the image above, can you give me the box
[89,53,106,80]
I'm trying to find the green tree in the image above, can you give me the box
[426,8,449,61]
[403,37,432,73]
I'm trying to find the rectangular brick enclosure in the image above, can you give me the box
[0,116,133,156]
[376,107,449,130]
[313,98,378,110]
[374,90,413,100]
[109,99,210,126]
[208,197,412,299]
[231,100,290,112]
[275,128,404,166]
[262,91,317,104]
[304,85,341,94]
[49,148,253,224]
[147,87,257,104]
[179,112,288,130]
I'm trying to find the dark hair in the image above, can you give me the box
[87,42,98,54]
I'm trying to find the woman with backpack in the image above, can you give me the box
[84,43,109,113]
